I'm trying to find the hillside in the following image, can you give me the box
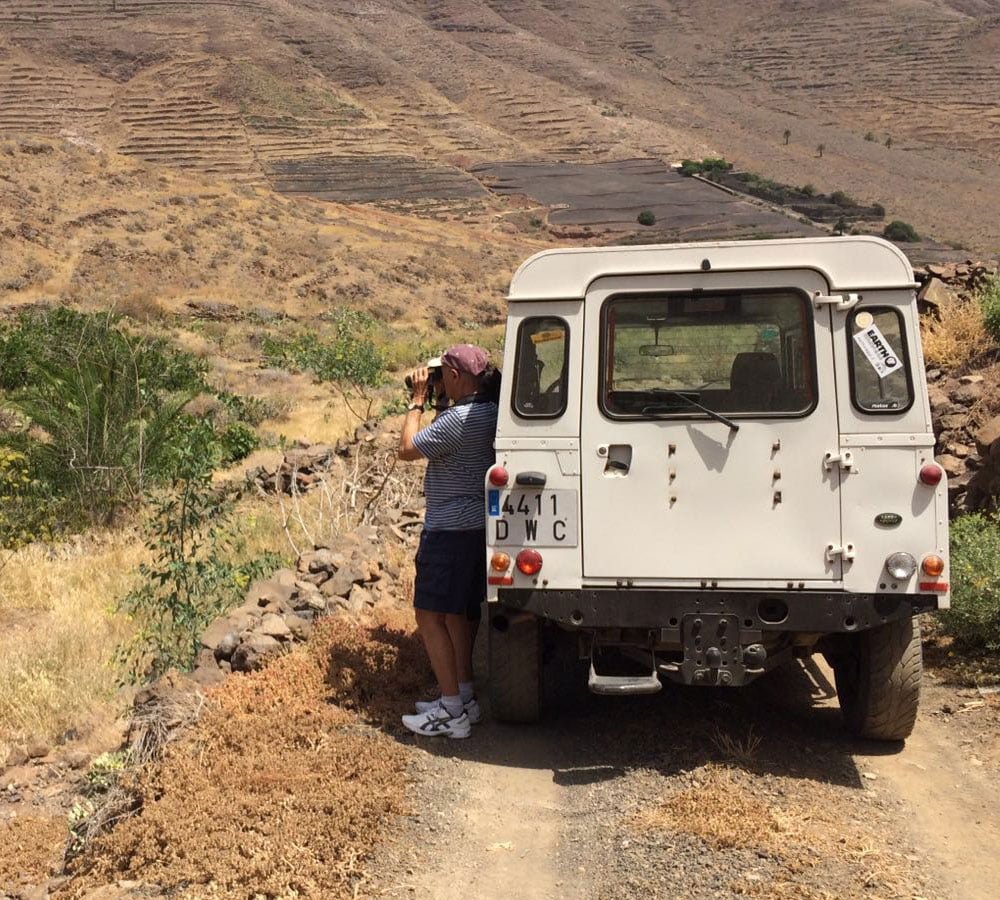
[1,0,999,263]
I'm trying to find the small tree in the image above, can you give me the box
[864,131,875,142]
[783,129,791,146]
[833,216,848,235]
[882,220,919,242]
[884,135,893,149]
[816,143,825,158]
[637,210,656,227]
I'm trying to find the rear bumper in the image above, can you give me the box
[494,587,938,634]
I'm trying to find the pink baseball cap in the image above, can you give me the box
[442,343,490,376]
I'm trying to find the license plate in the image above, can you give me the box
[487,489,578,547]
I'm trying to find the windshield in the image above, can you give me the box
[601,292,816,417]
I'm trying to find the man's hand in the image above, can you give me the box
[400,366,429,460]
[409,366,430,407]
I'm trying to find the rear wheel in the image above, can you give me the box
[488,608,542,723]
[833,616,922,741]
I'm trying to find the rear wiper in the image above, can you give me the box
[641,390,740,433]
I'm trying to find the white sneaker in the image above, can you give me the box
[414,696,482,724]
[401,706,471,739]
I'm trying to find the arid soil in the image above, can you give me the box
[380,654,1000,900]
[1,1,1000,253]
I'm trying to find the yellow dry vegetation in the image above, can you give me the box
[635,763,918,899]
[64,613,425,899]
[0,815,66,888]
[921,291,990,369]
[0,531,144,760]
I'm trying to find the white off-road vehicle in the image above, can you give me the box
[484,237,948,740]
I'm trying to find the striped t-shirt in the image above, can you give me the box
[412,399,498,531]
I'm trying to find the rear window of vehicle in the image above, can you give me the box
[848,307,913,413]
[601,292,816,418]
[512,316,569,418]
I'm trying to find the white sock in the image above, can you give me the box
[441,695,463,717]
[458,681,475,704]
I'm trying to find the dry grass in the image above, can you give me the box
[0,815,66,890]
[64,614,417,899]
[635,764,919,899]
[0,531,144,759]
[921,291,990,369]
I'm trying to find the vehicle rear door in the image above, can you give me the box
[580,270,843,582]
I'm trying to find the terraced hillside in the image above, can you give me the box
[1,1,999,250]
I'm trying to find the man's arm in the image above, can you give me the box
[399,366,429,460]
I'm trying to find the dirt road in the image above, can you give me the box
[381,658,1000,900]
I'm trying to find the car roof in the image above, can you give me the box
[507,236,917,300]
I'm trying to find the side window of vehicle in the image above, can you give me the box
[848,307,913,413]
[512,317,569,418]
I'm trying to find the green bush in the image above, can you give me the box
[678,157,732,177]
[637,210,657,227]
[219,421,260,464]
[882,220,920,242]
[116,432,283,683]
[979,275,1000,344]
[830,190,856,208]
[1,310,204,529]
[800,184,817,197]
[263,309,385,388]
[939,513,1000,652]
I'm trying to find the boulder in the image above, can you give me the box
[4,745,29,767]
[918,277,957,312]
[309,548,341,573]
[936,454,965,478]
[975,416,1000,458]
[245,571,297,609]
[959,374,985,385]
[951,382,984,405]
[320,565,366,599]
[259,613,292,640]
[285,614,314,641]
[348,584,375,610]
[25,735,50,760]
[231,634,283,672]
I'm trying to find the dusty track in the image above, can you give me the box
[382,654,1000,900]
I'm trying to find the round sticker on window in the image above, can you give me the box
[855,311,874,329]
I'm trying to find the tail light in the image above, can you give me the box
[516,549,543,576]
[919,463,943,486]
[921,555,945,577]
[488,465,509,487]
[490,552,511,572]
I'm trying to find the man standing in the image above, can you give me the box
[398,344,498,738]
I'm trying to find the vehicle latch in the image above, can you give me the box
[813,291,862,311]
[826,542,856,562]
[823,450,855,471]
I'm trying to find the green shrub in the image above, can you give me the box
[882,220,919,242]
[0,445,54,547]
[800,184,817,197]
[637,210,657,227]
[830,190,856,207]
[939,513,1000,652]
[215,390,273,427]
[979,275,1000,344]
[1,311,203,529]
[116,432,283,682]
[219,421,259,464]
[263,309,385,388]
[678,157,732,177]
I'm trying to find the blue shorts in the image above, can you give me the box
[414,528,486,621]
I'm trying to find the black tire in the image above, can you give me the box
[833,616,922,741]
[488,608,542,723]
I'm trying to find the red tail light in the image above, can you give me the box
[488,465,509,487]
[516,549,543,576]
[919,463,943,486]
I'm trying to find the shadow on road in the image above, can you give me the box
[406,652,906,791]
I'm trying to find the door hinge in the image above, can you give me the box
[826,542,856,562]
[813,291,862,311]
[824,450,855,471]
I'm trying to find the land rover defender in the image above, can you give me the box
[484,237,948,741]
